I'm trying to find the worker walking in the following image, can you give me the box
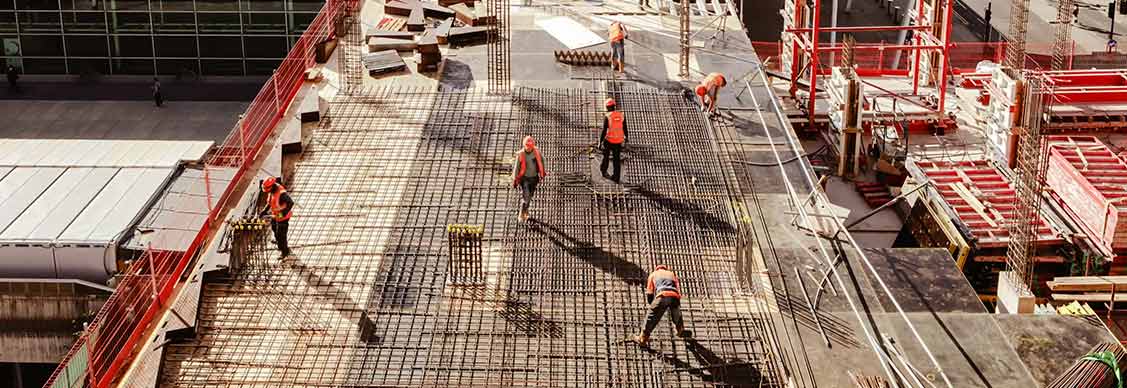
[261,177,294,258]
[636,265,688,345]
[512,135,546,222]
[600,98,627,183]
[608,21,628,74]
[694,72,727,114]
[152,77,163,107]
[6,65,19,91]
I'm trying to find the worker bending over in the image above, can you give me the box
[512,135,546,222]
[261,177,294,258]
[636,265,688,345]
[695,72,727,113]
[600,98,627,183]
[608,21,628,74]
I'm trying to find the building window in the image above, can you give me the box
[64,34,108,56]
[20,34,63,56]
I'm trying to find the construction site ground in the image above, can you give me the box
[150,0,1120,386]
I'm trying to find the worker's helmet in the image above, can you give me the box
[262,177,276,192]
[605,98,616,108]
[524,135,535,148]
[655,264,668,271]
[695,85,707,97]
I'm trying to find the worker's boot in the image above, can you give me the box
[520,209,530,222]
[634,333,649,345]
[676,327,691,338]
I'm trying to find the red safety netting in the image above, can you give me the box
[42,1,357,387]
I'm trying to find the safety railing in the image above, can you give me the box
[43,0,356,387]
[751,41,1058,76]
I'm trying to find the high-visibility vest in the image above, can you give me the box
[647,269,681,298]
[605,111,625,144]
[609,22,625,42]
[515,147,545,183]
[703,72,726,90]
[269,186,292,222]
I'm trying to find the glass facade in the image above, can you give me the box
[0,0,324,75]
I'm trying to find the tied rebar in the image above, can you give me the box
[228,216,271,281]
[555,50,613,66]
[447,224,485,285]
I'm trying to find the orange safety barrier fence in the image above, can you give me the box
[42,0,357,387]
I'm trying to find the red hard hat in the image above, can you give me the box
[655,264,668,271]
[524,135,535,148]
[695,85,707,96]
[605,98,616,108]
[262,177,276,192]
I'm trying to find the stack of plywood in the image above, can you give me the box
[1044,136,1127,255]
[1048,275,1127,302]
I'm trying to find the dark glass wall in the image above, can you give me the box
[0,0,324,76]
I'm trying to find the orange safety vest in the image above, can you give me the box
[703,72,726,90]
[515,147,545,183]
[269,186,292,222]
[605,111,625,144]
[608,22,625,42]
[647,269,681,299]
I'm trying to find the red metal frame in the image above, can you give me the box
[42,1,357,387]
[1044,136,1127,256]
[914,160,1062,249]
[783,0,955,122]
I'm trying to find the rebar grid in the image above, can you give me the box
[161,83,783,387]
[1051,0,1074,71]
[1005,75,1047,292]
[1005,0,1030,68]
[487,0,511,93]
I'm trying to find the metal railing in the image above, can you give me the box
[42,0,357,387]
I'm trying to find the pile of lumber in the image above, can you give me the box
[360,0,499,77]
[362,50,406,75]
[1048,275,1127,303]
[416,30,441,72]
[1046,343,1127,388]
[450,3,495,26]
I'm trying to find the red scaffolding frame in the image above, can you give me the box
[781,0,955,122]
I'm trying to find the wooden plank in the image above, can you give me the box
[450,3,476,25]
[384,1,414,16]
[419,2,455,19]
[407,7,426,32]
[1049,275,1127,292]
[951,182,998,228]
[417,30,439,53]
[362,50,406,75]
[366,30,415,40]
[367,37,418,52]
[1051,293,1127,302]
[446,26,488,46]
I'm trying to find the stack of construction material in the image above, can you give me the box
[1044,136,1127,256]
[416,31,441,72]
[1048,275,1127,303]
[1045,343,1126,388]
[363,50,407,75]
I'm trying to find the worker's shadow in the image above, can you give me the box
[631,186,734,233]
[641,338,764,386]
[528,219,646,286]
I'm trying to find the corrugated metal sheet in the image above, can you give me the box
[0,139,214,281]
[0,139,212,167]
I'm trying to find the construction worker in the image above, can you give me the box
[694,72,727,113]
[512,135,546,222]
[600,98,627,183]
[260,177,293,258]
[636,264,688,345]
[608,21,628,74]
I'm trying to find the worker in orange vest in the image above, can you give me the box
[260,177,294,258]
[512,135,546,222]
[636,264,688,345]
[600,98,627,183]
[608,21,628,74]
[694,72,727,114]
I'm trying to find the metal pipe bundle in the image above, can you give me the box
[1046,343,1126,388]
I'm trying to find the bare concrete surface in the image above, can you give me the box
[0,100,247,143]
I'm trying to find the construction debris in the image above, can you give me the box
[416,30,442,72]
[554,50,612,66]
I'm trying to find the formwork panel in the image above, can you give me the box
[1044,135,1127,254]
